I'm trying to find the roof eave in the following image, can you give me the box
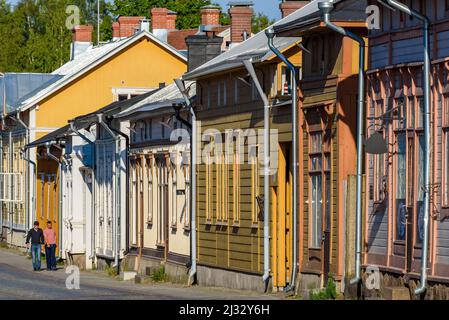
[18,31,187,113]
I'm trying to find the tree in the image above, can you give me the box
[252,13,275,34]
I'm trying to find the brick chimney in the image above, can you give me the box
[118,16,145,38]
[72,25,93,43]
[151,8,178,42]
[279,1,309,18]
[71,25,93,60]
[228,1,253,45]
[201,5,221,26]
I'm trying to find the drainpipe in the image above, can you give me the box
[174,78,197,285]
[45,141,67,259]
[69,121,97,263]
[266,28,298,292]
[379,0,431,296]
[243,59,273,289]
[98,114,121,274]
[8,131,12,239]
[318,1,366,286]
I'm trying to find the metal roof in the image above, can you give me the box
[273,0,367,34]
[26,124,71,148]
[117,81,196,119]
[182,1,328,80]
[1,73,62,114]
[16,31,187,113]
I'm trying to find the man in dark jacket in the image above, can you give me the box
[26,221,44,271]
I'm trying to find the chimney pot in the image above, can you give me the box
[201,5,221,26]
[72,25,93,43]
[117,16,145,38]
[151,8,177,31]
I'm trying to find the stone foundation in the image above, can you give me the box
[361,268,449,300]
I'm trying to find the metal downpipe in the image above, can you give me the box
[243,60,271,288]
[174,78,197,284]
[318,1,366,286]
[266,28,298,292]
[98,114,121,274]
[380,0,431,296]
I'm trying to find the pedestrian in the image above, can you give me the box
[44,221,57,271]
[25,221,44,271]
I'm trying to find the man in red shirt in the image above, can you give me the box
[43,221,57,271]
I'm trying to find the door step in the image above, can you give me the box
[120,271,137,281]
[384,286,411,300]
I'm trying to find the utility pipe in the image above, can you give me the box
[98,114,121,274]
[69,121,97,263]
[243,60,272,288]
[266,28,298,292]
[379,0,431,296]
[45,141,67,259]
[174,78,197,285]
[318,1,366,286]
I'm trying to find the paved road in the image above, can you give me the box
[0,248,280,300]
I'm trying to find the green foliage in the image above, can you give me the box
[0,0,112,73]
[252,13,275,34]
[151,266,167,282]
[105,265,118,277]
[309,276,338,300]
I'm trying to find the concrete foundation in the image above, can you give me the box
[122,253,189,283]
[196,265,266,292]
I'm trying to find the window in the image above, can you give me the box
[416,135,425,244]
[217,80,227,107]
[205,152,213,224]
[183,161,191,228]
[171,157,178,228]
[232,134,241,225]
[215,153,229,222]
[112,87,152,102]
[251,146,260,225]
[374,101,385,202]
[417,97,424,128]
[395,132,407,241]
[444,96,449,207]
[396,98,406,129]
[309,129,331,249]
[146,157,153,224]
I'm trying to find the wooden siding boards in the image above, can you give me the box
[366,8,449,280]
[195,63,292,277]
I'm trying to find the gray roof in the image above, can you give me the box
[117,81,196,119]
[273,0,367,34]
[183,1,326,80]
[1,73,62,114]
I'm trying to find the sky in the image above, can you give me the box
[6,0,281,20]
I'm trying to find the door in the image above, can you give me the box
[271,143,292,288]
[156,153,169,259]
[306,123,332,281]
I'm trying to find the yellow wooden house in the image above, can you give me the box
[1,23,187,250]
